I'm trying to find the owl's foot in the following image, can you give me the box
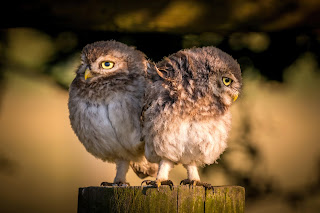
[100,181,130,187]
[141,179,174,191]
[180,179,213,190]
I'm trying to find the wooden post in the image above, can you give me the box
[78,185,245,213]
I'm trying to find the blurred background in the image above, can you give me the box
[0,0,320,212]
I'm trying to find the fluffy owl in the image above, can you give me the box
[68,40,157,186]
[142,46,242,188]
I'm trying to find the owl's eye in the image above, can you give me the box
[101,61,114,69]
[222,77,233,86]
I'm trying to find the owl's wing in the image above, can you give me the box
[140,62,166,128]
[140,62,153,136]
[141,51,195,125]
[145,60,162,81]
[156,51,194,83]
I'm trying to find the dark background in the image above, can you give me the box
[0,0,320,212]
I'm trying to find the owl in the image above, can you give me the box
[142,46,242,188]
[68,40,158,186]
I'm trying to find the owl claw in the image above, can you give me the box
[180,179,214,190]
[180,179,196,189]
[180,179,191,185]
[141,180,155,186]
[100,181,130,187]
[141,179,174,191]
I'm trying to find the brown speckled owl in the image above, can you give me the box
[142,47,242,188]
[68,40,157,186]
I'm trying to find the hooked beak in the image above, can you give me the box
[232,93,239,102]
[84,68,93,80]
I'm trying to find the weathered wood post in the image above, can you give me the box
[78,185,245,213]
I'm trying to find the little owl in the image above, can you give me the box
[68,40,157,186]
[142,46,242,188]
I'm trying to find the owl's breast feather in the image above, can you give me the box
[144,108,231,166]
[69,94,143,162]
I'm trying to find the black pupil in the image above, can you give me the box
[104,62,110,67]
[225,78,230,83]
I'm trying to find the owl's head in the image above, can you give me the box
[156,46,242,108]
[77,40,147,82]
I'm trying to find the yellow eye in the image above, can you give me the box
[101,61,114,69]
[222,77,232,86]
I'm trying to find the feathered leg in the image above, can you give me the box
[180,163,213,189]
[101,159,130,186]
[141,159,174,189]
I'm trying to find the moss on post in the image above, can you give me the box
[205,186,245,213]
[78,185,245,213]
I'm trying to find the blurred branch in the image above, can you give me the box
[1,0,320,33]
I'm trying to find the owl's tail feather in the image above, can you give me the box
[130,156,158,179]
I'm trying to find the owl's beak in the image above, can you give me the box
[232,93,239,102]
[84,68,93,80]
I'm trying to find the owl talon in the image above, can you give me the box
[180,179,191,185]
[161,180,174,188]
[200,182,214,190]
[141,180,153,186]
[100,182,113,186]
[180,179,196,189]
[101,181,130,187]
[180,179,213,190]
[141,179,174,190]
